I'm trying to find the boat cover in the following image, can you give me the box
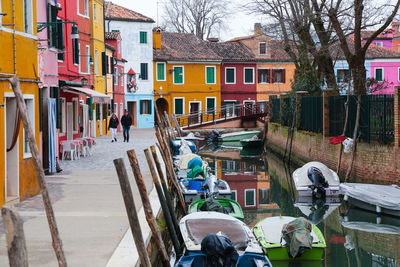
[293,162,340,187]
[340,221,400,235]
[200,198,229,214]
[187,166,205,178]
[178,154,202,169]
[340,183,400,211]
[282,217,313,258]
[201,232,239,267]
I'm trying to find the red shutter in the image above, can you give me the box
[282,69,286,83]
[257,69,261,83]
[271,69,275,83]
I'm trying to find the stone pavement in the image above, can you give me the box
[0,128,159,267]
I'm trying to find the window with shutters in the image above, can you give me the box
[60,98,66,134]
[272,69,285,83]
[23,98,34,157]
[72,98,79,132]
[258,69,270,84]
[94,3,97,21]
[259,42,267,55]
[375,68,383,81]
[245,189,256,207]
[95,49,99,75]
[114,67,118,85]
[225,67,235,84]
[101,52,107,76]
[73,39,79,65]
[57,18,65,61]
[140,63,148,80]
[48,4,58,48]
[84,0,89,16]
[173,66,184,84]
[206,66,216,84]
[174,98,184,114]
[23,0,33,34]
[231,190,237,201]
[206,97,216,114]
[156,62,166,81]
[96,104,100,121]
[121,69,124,86]
[259,188,269,205]
[140,32,147,44]
[103,104,107,120]
[140,100,151,115]
[336,69,350,83]
[244,68,254,84]
[85,46,90,73]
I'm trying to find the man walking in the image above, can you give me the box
[121,110,132,142]
[108,113,119,142]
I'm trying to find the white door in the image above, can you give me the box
[67,103,73,140]
[5,97,19,201]
[225,101,236,118]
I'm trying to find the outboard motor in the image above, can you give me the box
[208,129,221,143]
[201,232,239,267]
[307,167,329,198]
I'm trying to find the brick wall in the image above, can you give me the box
[267,122,400,185]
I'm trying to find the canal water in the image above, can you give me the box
[199,146,400,267]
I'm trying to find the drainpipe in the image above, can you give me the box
[12,0,16,75]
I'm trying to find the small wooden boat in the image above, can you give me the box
[340,183,400,217]
[176,212,272,267]
[292,162,340,198]
[253,216,326,261]
[218,130,261,142]
[188,198,244,221]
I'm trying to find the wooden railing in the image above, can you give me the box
[175,102,269,128]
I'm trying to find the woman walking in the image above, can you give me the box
[109,113,119,142]
[121,110,132,142]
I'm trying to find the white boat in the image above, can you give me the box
[292,162,340,198]
[218,130,260,142]
[295,200,341,225]
[340,183,400,217]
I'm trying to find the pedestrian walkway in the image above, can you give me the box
[0,128,158,267]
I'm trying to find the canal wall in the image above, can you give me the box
[266,122,400,185]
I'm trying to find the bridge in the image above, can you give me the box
[174,102,268,129]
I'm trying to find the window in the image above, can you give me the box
[73,39,79,65]
[114,103,118,115]
[375,41,383,47]
[48,4,58,48]
[174,98,184,115]
[57,19,65,61]
[114,67,118,85]
[140,32,147,44]
[140,100,151,115]
[86,46,90,73]
[336,69,350,83]
[23,0,33,34]
[121,69,124,86]
[100,7,103,24]
[77,0,79,13]
[272,69,285,83]
[206,97,216,114]
[96,104,100,121]
[23,98,34,157]
[245,189,256,207]
[244,68,254,84]
[103,104,107,120]
[120,103,123,119]
[259,42,267,55]
[94,3,97,21]
[206,66,216,84]
[375,68,383,81]
[156,62,166,81]
[95,49,99,75]
[140,63,148,80]
[173,66,184,84]
[259,188,269,205]
[225,67,235,84]
[72,99,79,132]
[231,190,237,201]
[258,69,270,84]
[118,40,121,54]
[84,0,89,16]
[60,98,66,134]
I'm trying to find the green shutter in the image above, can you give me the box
[87,98,93,120]
[226,68,234,83]
[207,98,215,111]
[148,100,152,115]
[206,67,215,84]
[245,190,255,206]
[174,99,183,114]
[245,68,253,83]
[139,100,143,114]
[376,68,383,81]
[39,88,43,131]
[157,63,164,80]
[174,67,183,84]
[140,32,147,43]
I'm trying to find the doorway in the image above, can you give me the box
[67,102,73,140]
[156,98,169,123]
[5,97,19,202]
[243,100,255,116]
[127,101,137,127]
[189,101,201,124]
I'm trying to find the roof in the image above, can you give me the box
[154,32,222,62]
[104,2,155,23]
[361,30,393,40]
[206,42,255,62]
[105,31,120,40]
[105,43,115,52]
[268,40,294,61]
[331,38,400,59]
[226,34,265,42]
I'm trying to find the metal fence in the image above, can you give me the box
[271,98,280,123]
[281,97,295,127]
[299,96,323,133]
[329,94,394,144]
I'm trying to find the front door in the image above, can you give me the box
[189,102,200,124]
[224,101,236,118]
[127,101,137,127]
[244,101,254,116]
[5,97,19,202]
[67,103,73,140]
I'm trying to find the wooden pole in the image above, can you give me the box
[113,158,151,267]
[126,149,170,267]
[150,145,183,242]
[337,91,350,174]
[9,78,67,267]
[1,207,29,267]
[346,94,362,180]
[171,114,183,137]
[144,149,182,257]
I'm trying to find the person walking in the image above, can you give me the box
[121,110,132,142]
[108,113,119,142]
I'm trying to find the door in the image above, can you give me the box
[67,103,73,140]
[189,102,200,124]
[224,101,236,118]
[5,97,19,201]
[127,101,137,127]
[81,104,89,137]
[48,98,57,173]
[244,101,255,116]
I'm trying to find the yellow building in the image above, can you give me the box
[90,0,107,136]
[153,30,221,122]
[0,0,40,206]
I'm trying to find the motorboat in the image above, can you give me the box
[218,130,261,142]
[240,135,263,149]
[292,162,340,198]
[295,198,341,225]
[175,212,272,267]
[189,198,244,221]
[253,216,326,261]
[171,139,196,156]
[340,183,400,217]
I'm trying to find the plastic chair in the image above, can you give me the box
[61,141,78,161]
[80,139,91,157]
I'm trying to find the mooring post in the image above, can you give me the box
[113,158,152,267]
[1,207,29,267]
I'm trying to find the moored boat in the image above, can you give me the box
[240,136,263,149]
[171,139,197,156]
[253,216,326,261]
[218,130,261,142]
[188,198,244,221]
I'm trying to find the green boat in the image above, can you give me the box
[188,198,244,221]
[218,130,260,142]
[240,138,263,149]
[253,216,326,261]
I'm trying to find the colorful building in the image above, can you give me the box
[0,0,40,205]
[105,2,155,128]
[153,30,222,120]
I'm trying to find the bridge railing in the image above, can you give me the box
[175,102,268,128]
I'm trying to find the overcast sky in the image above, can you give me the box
[111,0,265,41]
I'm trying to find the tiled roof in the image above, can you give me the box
[331,38,400,59]
[104,2,154,23]
[206,42,255,62]
[226,34,264,42]
[360,30,393,40]
[268,40,294,61]
[105,31,120,40]
[154,32,222,61]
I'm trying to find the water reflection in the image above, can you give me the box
[199,146,400,267]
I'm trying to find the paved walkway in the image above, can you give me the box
[0,128,158,267]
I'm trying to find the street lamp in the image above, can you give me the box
[71,24,79,39]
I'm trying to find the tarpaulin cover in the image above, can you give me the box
[187,166,205,179]
[179,154,201,169]
[281,217,314,258]
[201,232,239,267]
[329,135,346,145]
[340,183,400,211]
[200,198,228,214]
[188,157,203,169]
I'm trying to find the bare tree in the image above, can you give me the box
[162,0,230,40]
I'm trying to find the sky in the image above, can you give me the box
[111,0,265,41]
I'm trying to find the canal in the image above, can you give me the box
[199,146,400,267]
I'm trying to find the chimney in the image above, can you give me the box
[207,37,219,43]
[153,27,162,49]
[254,23,261,35]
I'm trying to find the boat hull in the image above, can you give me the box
[240,139,263,149]
[347,196,400,217]
[296,186,340,197]
[188,198,244,221]
[266,246,324,261]
[179,179,232,204]
[218,131,260,142]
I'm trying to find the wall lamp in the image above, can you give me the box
[37,21,79,39]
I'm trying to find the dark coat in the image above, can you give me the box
[109,117,119,129]
[121,114,132,127]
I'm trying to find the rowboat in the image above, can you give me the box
[188,198,244,221]
[218,130,261,142]
[340,183,400,217]
[253,216,326,261]
[176,212,272,267]
[292,162,340,198]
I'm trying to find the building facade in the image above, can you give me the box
[105,2,155,128]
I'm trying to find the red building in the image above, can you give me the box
[105,31,127,132]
